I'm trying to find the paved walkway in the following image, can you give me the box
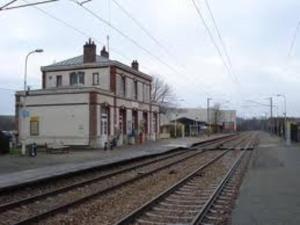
[231,132,300,225]
[0,135,226,190]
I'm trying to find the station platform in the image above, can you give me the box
[0,134,228,191]
[231,133,300,225]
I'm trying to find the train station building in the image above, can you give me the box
[16,39,160,148]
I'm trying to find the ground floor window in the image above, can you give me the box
[101,107,109,135]
[153,113,158,133]
[143,111,148,134]
[30,117,39,136]
[119,108,126,134]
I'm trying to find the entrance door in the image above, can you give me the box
[132,110,138,137]
[143,112,148,134]
[101,106,109,146]
[119,109,126,144]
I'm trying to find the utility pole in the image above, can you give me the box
[277,94,288,145]
[207,98,212,136]
[269,97,273,134]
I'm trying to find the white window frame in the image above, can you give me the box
[93,72,99,85]
[70,71,85,86]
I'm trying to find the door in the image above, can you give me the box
[119,108,126,144]
[101,106,109,146]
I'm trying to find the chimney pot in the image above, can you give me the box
[131,60,139,70]
[83,38,96,63]
[100,46,109,58]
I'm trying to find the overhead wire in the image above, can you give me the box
[69,0,216,97]
[0,0,18,10]
[111,0,181,66]
[203,0,237,82]
[191,0,239,85]
[287,20,300,58]
[0,0,58,11]
[21,0,145,67]
[69,0,180,74]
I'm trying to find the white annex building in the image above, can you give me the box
[16,39,160,148]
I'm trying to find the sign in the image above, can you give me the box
[132,102,139,108]
[21,109,30,118]
[30,116,39,122]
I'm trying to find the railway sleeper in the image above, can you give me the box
[146,212,193,221]
[159,202,203,209]
[152,206,199,214]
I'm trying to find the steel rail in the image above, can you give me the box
[113,150,232,225]
[114,133,255,225]
[192,133,257,225]
[5,136,241,225]
[0,133,235,195]
[191,150,247,224]
[0,134,238,215]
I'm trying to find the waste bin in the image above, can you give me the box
[29,143,37,157]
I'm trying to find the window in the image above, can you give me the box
[121,76,126,97]
[56,75,62,87]
[134,80,138,100]
[70,71,85,86]
[93,73,99,85]
[30,119,39,136]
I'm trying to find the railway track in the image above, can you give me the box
[114,133,258,225]
[0,134,242,225]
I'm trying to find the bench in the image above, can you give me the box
[45,143,70,154]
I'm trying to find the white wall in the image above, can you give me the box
[45,67,110,90]
[19,93,90,146]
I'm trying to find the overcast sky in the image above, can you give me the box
[1,0,300,118]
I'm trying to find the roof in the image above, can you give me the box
[47,55,110,67]
[41,54,152,81]
[170,117,207,125]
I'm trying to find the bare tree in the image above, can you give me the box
[151,76,176,112]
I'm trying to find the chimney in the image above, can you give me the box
[131,60,139,70]
[83,38,96,63]
[100,46,109,58]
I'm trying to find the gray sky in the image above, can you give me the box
[1,0,300,118]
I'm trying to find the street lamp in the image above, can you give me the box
[276,94,288,145]
[21,49,44,155]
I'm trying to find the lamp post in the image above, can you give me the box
[276,94,288,145]
[21,49,44,155]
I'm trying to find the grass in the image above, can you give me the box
[9,147,22,155]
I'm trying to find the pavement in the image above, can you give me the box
[231,132,300,225]
[0,134,227,191]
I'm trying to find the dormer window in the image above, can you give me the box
[70,71,85,86]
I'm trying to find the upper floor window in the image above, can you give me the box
[134,80,138,100]
[121,76,126,97]
[93,73,99,85]
[70,71,85,86]
[56,75,62,87]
